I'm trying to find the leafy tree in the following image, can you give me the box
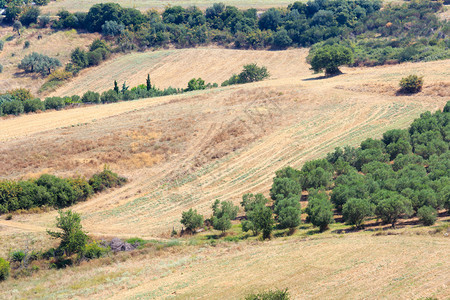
[36,174,77,208]
[114,80,119,94]
[252,204,274,239]
[275,195,301,230]
[417,205,437,226]
[309,45,353,76]
[270,177,301,200]
[23,98,45,113]
[1,100,24,115]
[186,78,206,91]
[5,6,21,23]
[238,63,269,83]
[18,52,61,75]
[300,159,333,189]
[241,193,268,212]
[305,190,334,232]
[20,6,40,26]
[342,198,373,228]
[375,194,412,227]
[180,208,204,232]
[211,199,239,232]
[101,89,120,103]
[272,29,292,49]
[9,88,33,102]
[212,215,232,233]
[47,210,88,256]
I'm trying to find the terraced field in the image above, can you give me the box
[0,48,449,299]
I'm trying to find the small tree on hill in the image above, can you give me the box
[146,74,151,91]
[211,200,239,233]
[114,80,119,94]
[180,208,203,233]
[310,45,353,76]
[13,20,22,36]
[305,190,334,232]
[342,198,373,228]
[47,210,88,257]
[399,75,423,94]
[375,195,412,227]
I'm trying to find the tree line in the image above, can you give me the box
[182,101,450,238]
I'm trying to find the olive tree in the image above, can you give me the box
[310,45,353,76]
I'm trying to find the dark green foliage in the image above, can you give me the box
[331,171,370,211]
[114,80,119,94]
[88,167,127,193]
[47,210,88,256]
[310,45,353,76]
[101,89,120,103]
[211,199,239,233]
[269,177,301,200]
[11,250,26,262]
[417,205,437,226]
[81,91,100,103]
[305,190,334,232]
[0,257,10,281]
[87,49,103,66]
[70,47,89,69]
[9,88,34,102]
[245,288,290,300]
[342,198,373,228]
[146,74,151,91]
[1,100,24,115]
[102,20,124,37]
[300,159,333,189]
[375,194,412,227]
[399,75,423,94]
[5,6,21,23]
[275,196,301,230]
[180,208,204,232]
[44,97,65,110]
[36,174,77,208]
[222,64,269,86]
[13,20,22,34]
[20,7,40,26]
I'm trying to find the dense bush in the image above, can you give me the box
[310,44,353,76]
[417,205,437,226]
[222,63,269,86]
[180,208,204,232]
[101,90,120,103]
[245,288,290,300]
[44,97,65,110]
[83,241,109,259]
[399,75,423,94]
[1,100,23,115]
[82,91,100,103]
[305,190,334,232]
[23,98,45,113]
[0,257,10,281]
[48,210,88,256]
[88,168,127,193]
[211,200,239,233]
[342,198,373,228]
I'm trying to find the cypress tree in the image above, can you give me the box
[146,74,151,91]
[114,80,119,94]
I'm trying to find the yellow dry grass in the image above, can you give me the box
[0,48,449,299]
[0,28,99,95]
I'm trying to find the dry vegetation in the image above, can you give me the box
[0,47,449,298]
[0,27,99,95]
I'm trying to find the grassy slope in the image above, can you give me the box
[0,28,99,95]
[0,48,449,298]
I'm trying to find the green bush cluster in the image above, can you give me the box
[222,64,269,86]
[0,258,10,281]
[0,168,126,214]
[399,75,424,94]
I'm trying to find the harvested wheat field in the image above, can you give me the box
[0,48,449,298]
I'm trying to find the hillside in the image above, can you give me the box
[0,47,449,298]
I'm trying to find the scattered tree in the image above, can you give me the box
[305,191,334,232]
[47,210,88,256]
[309,45,353,76]
[342,198,373,228]
[180,208,204,232]
[417,205,437,226]
[375,194,412,227]
[13,20,22,36]
[146,74,151,91]
[399,75,423,94]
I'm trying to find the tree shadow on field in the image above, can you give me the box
[302,73,343,81]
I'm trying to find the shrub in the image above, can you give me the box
[0,64,3,73]
[1,100,24,115]
[375,194,413,227]
[83,241,108,259]
[36,174,77,208]
[11,250,25,262]
[185,78,206,91]
[211,199,239,233]
[180,208,204,232]
[0,257,10,281]
[245,288,290,300]
[70,47,89,68]
[9,88,33,102]
[20,6,40,26]
[44,97,65,110]
[67,177,93,201]
[101,89,120,103]
[399,75,423,94]
[23,41,30,49]
[417,205,437,226]
[102,20,125,37]
[23,98,45,113]
[81,91,100,103]
[47,70,73,82]
[87,49,103,66]
[88,168,127,193]
[0,41,4,51]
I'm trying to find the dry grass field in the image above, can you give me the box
[0,47,449,298]
[0,28,99,95]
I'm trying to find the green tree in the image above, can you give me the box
[274,196,301,230]
[71,48,89,68]
[20,6,40,26]
[13,20,22,35]
[342,198,373,228]
[417,205,437,226]
[399,75,423,94]
[375,194,412,227]
[305,190,334,232]
[310,45,353,76]
[146,74,151,91]
[241,193,268,212]
[211,199,239,233]
[47,210,88,256]
[180,208,204,232]
[114,80,119,94]
[269,177,301,200]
